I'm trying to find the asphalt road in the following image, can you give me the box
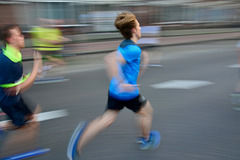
[1,40,240,160]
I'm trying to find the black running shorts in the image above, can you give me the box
[1,97,34,127]
[107,94,147,113]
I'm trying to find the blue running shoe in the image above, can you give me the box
[67,121,87,160]
[139,133,153,150]
[150,131,161,149]
[1,148,51,160]
[139,131,161,150]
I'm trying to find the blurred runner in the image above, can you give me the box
[0,24,42,157]
[31,18,69,78]
[68,12,160,160]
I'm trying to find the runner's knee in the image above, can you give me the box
[138,101,153,116]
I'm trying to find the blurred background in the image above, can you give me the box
[0,0,239,43]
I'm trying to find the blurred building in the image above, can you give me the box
[0,0,239,33]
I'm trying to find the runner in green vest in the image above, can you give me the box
[31,18,69,78]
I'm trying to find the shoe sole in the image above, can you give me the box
[1,148,50,160]
[136,137,144,144]
[67,121,87,160]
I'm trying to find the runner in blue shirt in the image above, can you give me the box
[68,12,160,160]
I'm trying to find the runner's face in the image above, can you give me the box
[135,20,141,39]
[9,28,25,49]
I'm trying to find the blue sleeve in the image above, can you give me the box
[0,52,11,85]
[121,45,141,62]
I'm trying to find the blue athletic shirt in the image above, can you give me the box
[109,39,141,101]
[0,45,23,107]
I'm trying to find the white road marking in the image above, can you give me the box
[150,80,214,89]
[148,64,163,68]
[34,78,69,84]
[227,64,240,68]
[36,109,69,121]
[0,109,69,125]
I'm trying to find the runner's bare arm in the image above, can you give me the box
[139,50,149,76]
[103,50,126,81]
[5,51,42,95]
[20,51,42,93]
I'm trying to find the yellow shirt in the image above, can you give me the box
[31,27,63,51]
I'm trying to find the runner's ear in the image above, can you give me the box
[131,28,136,34]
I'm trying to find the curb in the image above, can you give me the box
[22,33,239,62]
